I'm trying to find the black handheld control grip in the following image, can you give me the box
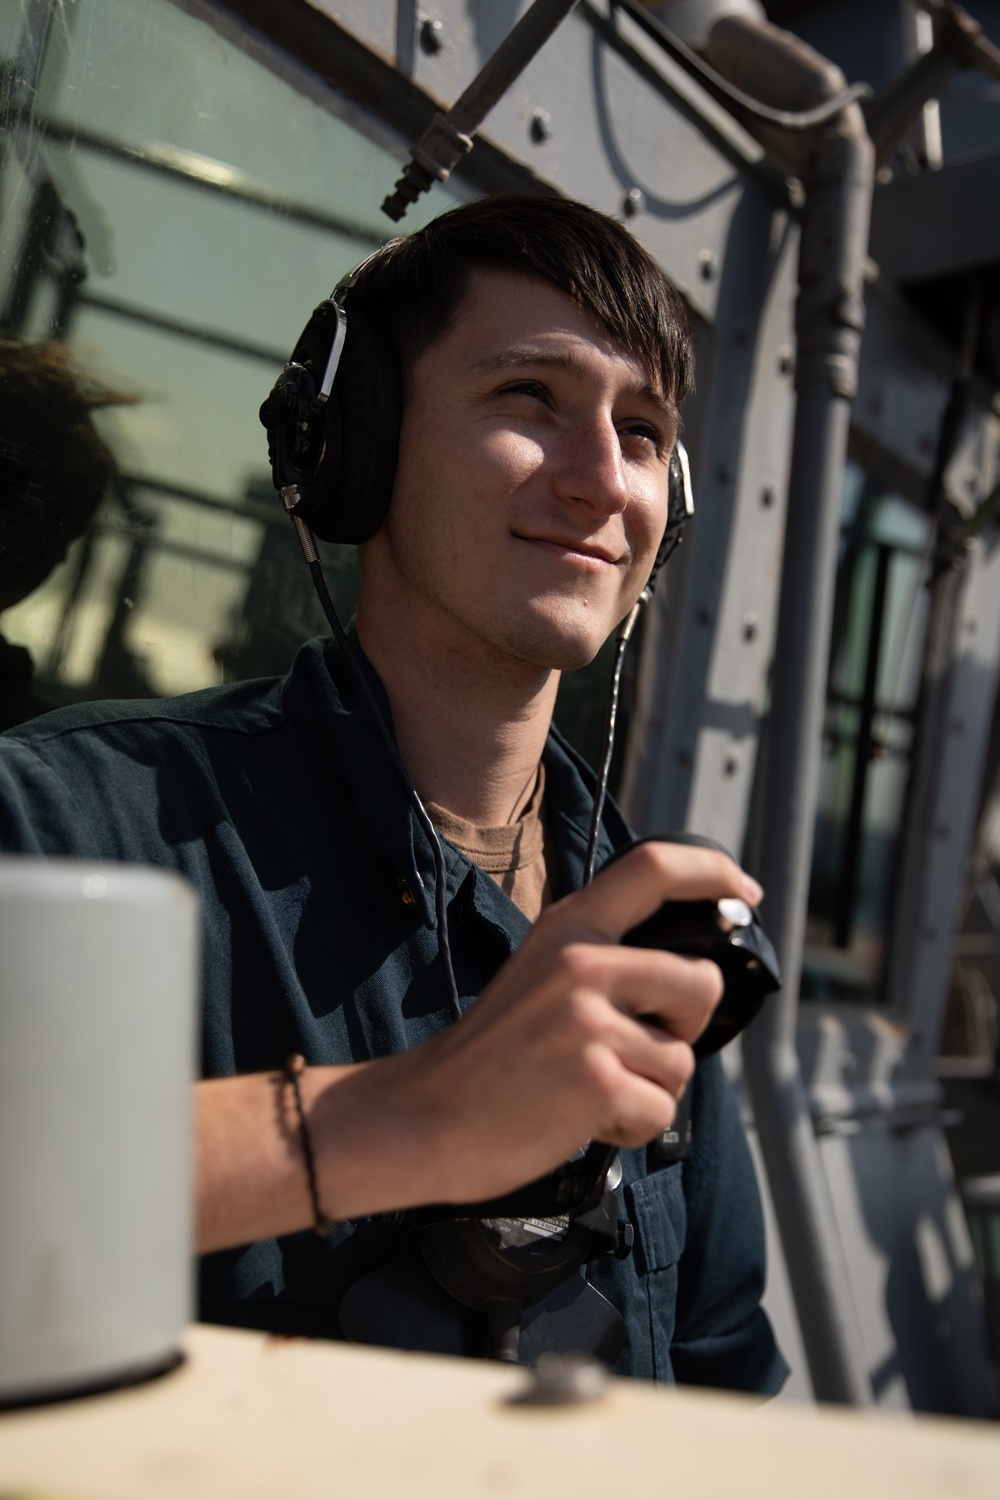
[603,834,781,1057]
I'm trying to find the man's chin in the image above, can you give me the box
[491,611,611,673]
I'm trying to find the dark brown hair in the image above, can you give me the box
[349,194,694,407]
[0,341,135,610]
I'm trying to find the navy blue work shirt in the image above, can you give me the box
[0,634,786,1392]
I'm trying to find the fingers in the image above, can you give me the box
[582,1044,692,1149]
[611,1015,697,1099]
[549,839,762,945]
[421,841,756,1186]
[554,941,723,1045]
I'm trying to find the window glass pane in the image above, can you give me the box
[0,0,467,717]
[803,462,932,1000]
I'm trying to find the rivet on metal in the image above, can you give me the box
[529,108,551,143]
[623,186,645,218]
[419,17,444,54]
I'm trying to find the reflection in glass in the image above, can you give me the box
[0,0,466,709]
[803,462,932,1000]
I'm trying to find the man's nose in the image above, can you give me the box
[552,417,630,516]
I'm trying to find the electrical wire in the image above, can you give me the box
[304,555,465,1025]
[609,0,872,131]
[582,597,645,887]
[582,636,629,887]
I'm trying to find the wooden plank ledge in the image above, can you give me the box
[0,1323,997,1499]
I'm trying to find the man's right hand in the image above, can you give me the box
[196,840,761,1252]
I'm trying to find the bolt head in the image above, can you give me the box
[529,108,551,144]
[623,187,645,218]
[419,17,444,54]
[510,1352,608,1407]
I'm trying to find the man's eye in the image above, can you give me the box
[498,379,549,401]
[620,422,664,453]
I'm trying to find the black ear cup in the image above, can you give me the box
[262,302,403,545]
[645,442,691,592]
[308,306,402,544]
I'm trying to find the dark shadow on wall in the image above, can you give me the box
[838,1119,994,1416]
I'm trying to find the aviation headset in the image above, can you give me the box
[260,241,694,577]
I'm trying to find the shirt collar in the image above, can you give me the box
[279,631,633,930]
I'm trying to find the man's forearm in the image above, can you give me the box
[195,1058,449,1253]
[196,1071,320,1254]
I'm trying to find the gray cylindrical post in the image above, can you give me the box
[742,122,875,1406]
[744,389,872,1405]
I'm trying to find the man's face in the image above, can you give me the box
[369,269,678,672]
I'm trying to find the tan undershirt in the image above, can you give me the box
[426,763,561,923]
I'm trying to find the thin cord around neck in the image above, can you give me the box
[305,556,464,1025]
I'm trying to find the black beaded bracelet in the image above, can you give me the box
[284,1054,332,1237]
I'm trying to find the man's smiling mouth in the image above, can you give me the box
[513,532,622,566]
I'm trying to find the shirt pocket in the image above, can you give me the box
[625,1165,688,1383]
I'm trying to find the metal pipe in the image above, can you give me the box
[731,85,876,1404]
[744,392,874,1406]
[864,34,963,164]
[915,0,1000,81]
[447,0,582,133]
[865,0,1000,165]
[612,0,871,131]
[382,0,581,220]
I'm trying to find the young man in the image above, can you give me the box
[0,196,786,1391]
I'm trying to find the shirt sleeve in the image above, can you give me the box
[670,1051,790,1396]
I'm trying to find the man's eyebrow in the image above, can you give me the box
[468,343,678,418]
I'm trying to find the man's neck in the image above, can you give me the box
[355,592,559,828]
